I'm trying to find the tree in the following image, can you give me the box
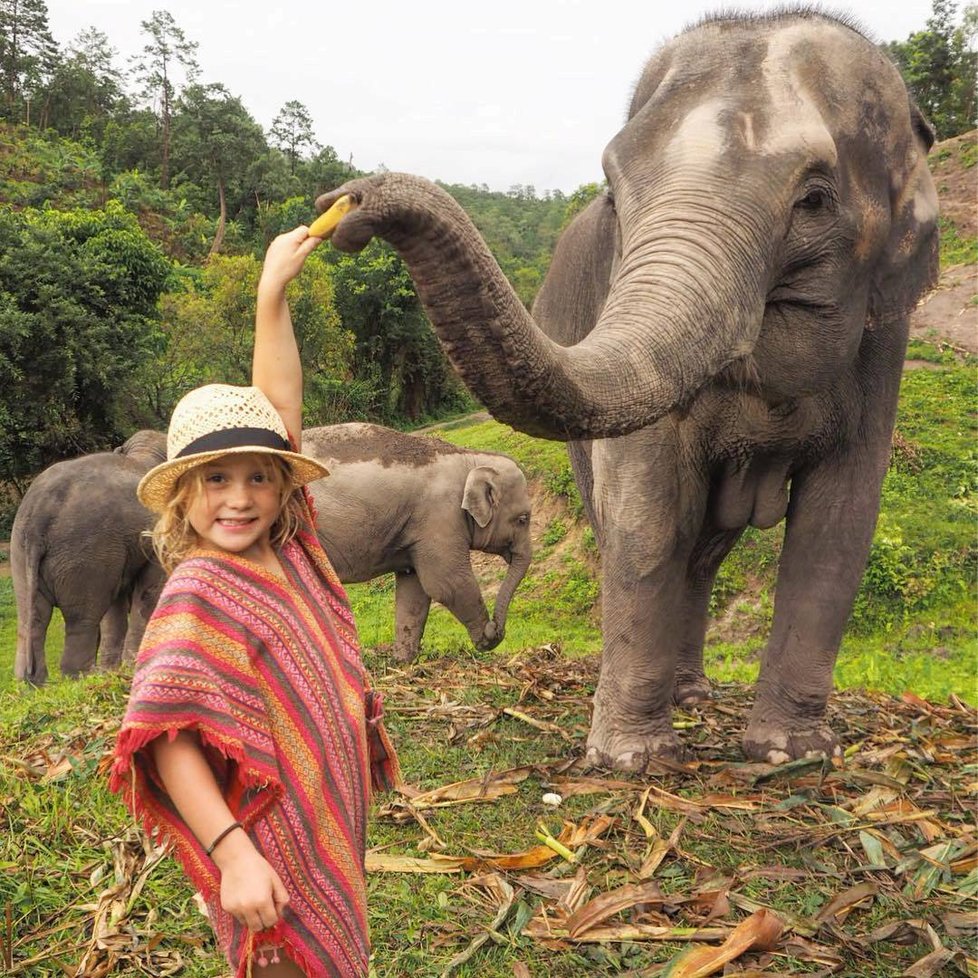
[0,0,57,122]
[171,83,267,254]
[0,203,170,484]
[144,254,353,424]
[269,100,318,174]
[883,0,977,138]
[130,9,199,190]
[328,242,470,422]
[41,27,127,139]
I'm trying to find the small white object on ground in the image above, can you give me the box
[541,792,563,807]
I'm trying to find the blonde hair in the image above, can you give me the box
[150,454,305,574]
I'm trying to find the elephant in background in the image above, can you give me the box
[12,430,167,684]
[315,12,938,764]
[302,423,532,661]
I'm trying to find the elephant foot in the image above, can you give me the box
[673,671,712,706]
[743,716,841,764]
[392,643,418,663]
[585,724,684,772]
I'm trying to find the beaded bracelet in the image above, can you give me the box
[205,821,243,857]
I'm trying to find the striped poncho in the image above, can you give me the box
[110,493,399,977]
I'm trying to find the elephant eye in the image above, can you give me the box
[516,513,530,526]
[795,186,834,212]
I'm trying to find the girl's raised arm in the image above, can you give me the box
[253,227,321,448]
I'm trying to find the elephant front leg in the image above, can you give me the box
[415,552,498,653]
[393,571,431,663]
[587,560,689,769]
[745,451,889,763]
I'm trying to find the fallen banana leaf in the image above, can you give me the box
[365,853,466,874]
[814,881,878,926]
[441,874,516,976]
[408,767,533,808]
[523,916,727,943]
[658,909,784,977]
[565,881,666,938]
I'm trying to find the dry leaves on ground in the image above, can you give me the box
[368,648,977,976]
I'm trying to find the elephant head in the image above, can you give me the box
[116,430,167,467]
[461,463,532,645]
[316,12,938,441]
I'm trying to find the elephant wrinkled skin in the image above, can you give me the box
[12,431,167,684]
[303,423,532,661]
[313,12,938,766]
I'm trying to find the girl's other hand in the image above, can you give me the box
[213,832,290,931]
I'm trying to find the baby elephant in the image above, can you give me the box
[12,430,167,684]
[303,423,532,661]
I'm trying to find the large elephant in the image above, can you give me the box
[302,423,532,661]
[314,12,939,766]
[12,430,167,684]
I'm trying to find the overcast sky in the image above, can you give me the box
[44,0,939,193]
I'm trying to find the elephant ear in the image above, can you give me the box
[461,466,498,528]
[869,100,939,327]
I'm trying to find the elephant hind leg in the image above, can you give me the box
[392,571,431,663]
[60,617,101,678]
[96,594,129,671]
[14,590,54,685]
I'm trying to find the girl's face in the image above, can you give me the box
[185,453,286,563]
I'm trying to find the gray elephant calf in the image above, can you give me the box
[303,423,532,661]
[12,430,166,684]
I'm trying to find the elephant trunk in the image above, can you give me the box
[323,174,772,441]
[491,545,531,636]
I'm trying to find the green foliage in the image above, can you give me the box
[883,0,977,138]
[938,215,978,267]
[0,202,170,482]
[139,252,353,426]
[542,518,568,547]
[438,182,570,307]
[170,82,268,248]
[326,241,469,423]
[0,123,103,208]
[851,365,978,633]
[0,0,57,122]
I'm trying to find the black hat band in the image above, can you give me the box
[176,427,290,459]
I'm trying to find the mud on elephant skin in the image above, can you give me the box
[302,423,532,662]
[315,12,939,766]
[12,430,167,684]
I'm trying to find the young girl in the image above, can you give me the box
[110,226,399,978]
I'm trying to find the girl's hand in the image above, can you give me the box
[258,225,321,295]
[213,831,290,931]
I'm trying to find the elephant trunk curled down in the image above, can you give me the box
[313,11,938,766]
[302,423,532,661]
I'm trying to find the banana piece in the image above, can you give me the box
[308,194,356,239]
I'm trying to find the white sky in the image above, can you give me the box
[44,0,938,193]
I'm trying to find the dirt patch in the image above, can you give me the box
[908,262,977,356]
[930,129,977,240]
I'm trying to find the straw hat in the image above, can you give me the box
[137,384,329,512]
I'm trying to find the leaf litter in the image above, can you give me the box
[1,647,975,976]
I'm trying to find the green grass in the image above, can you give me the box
[1,357,975,975]
[938,216,978,267]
